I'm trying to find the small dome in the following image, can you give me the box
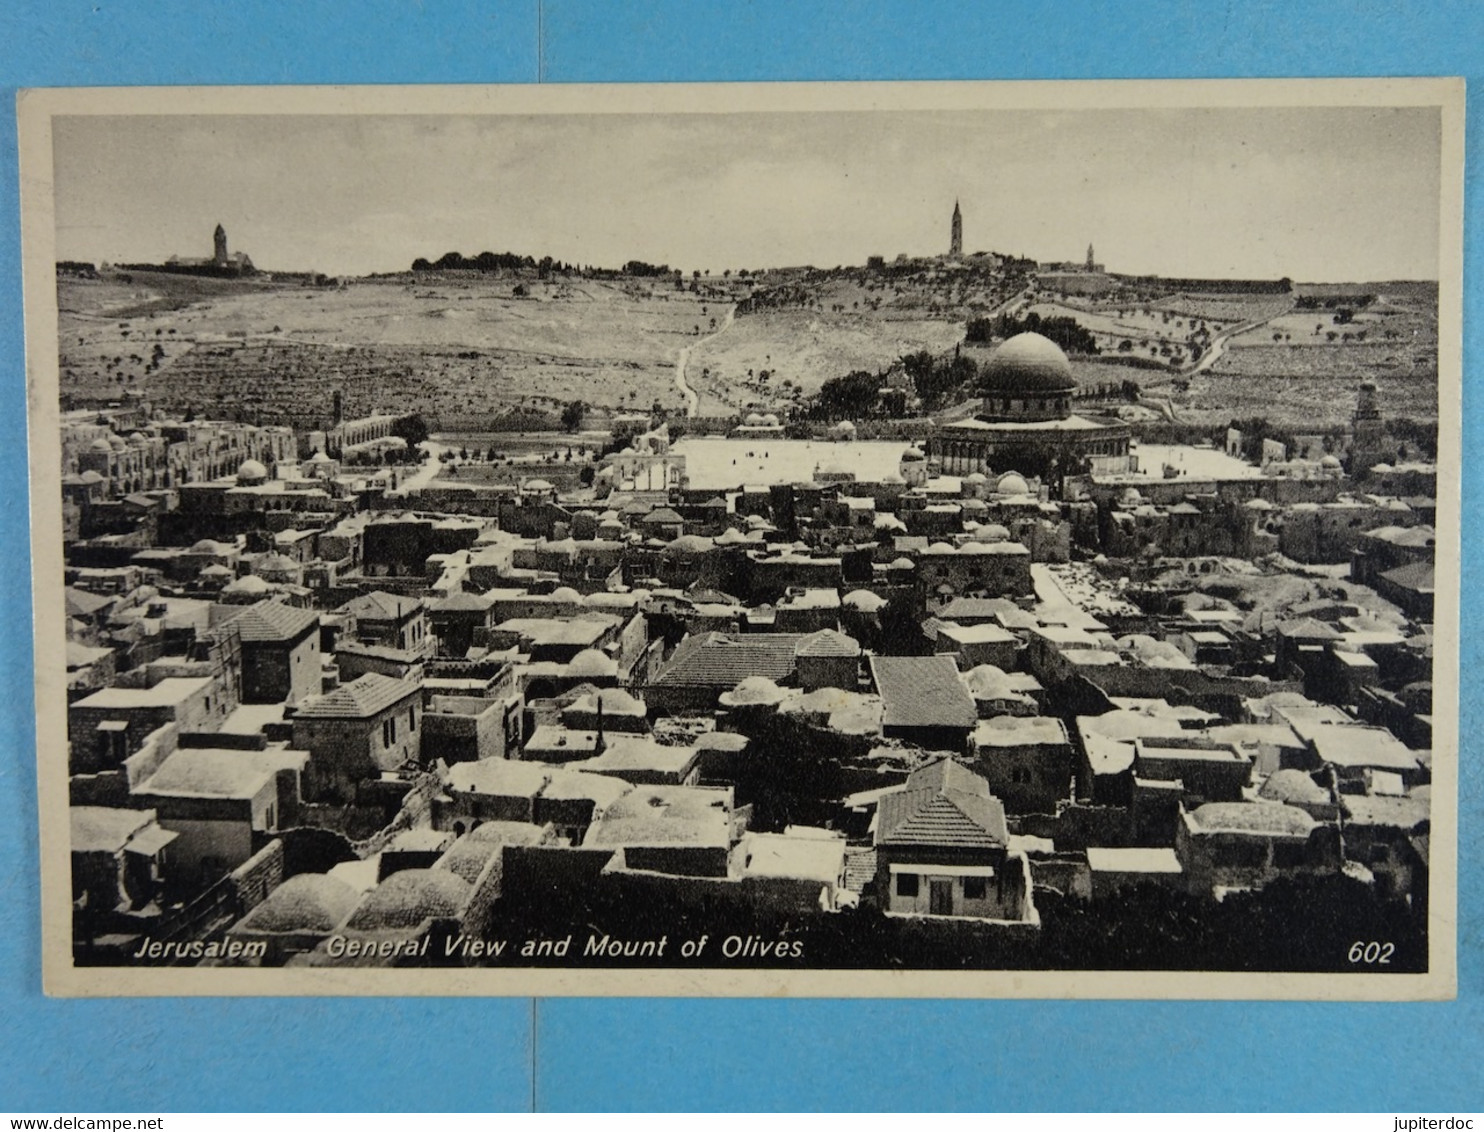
[307,450,333,464]
[890,556,916,569]
[842,589,888,612]
[979,523,1011,541]
[965,472,989,484]
[223,574,271,595]
[981,332,1077,394]
[997,472,1030,496]
[959,541,991,555]
[236,873,359,934]
[199,564,233,578]
[964,665,1023,699]
[566,649,618,678]
[586,687,644,714]
[1260,769,1331,806]
[901,446,926,462]
[745,413,764,426]
[927,541,957,555]
[237,458,268,482]
[108,434,129,452]
[524,478,554,492]
[760,413,779,426]
[663,534,714,557]
[344,869,470,931]
[90,437,115,453]
[719,675,786,708]
[1321,455,1343,469]
[549,586,582,604]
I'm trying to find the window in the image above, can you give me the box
[895,872,919,898]
[408,706,417,731]
[1012,766,1033,785]
[963,876,987,900]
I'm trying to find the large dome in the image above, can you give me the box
[981,332,1077,394]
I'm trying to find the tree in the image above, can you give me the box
[560,400,586,432]
[390,413,430,449]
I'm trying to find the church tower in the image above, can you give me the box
[213,224,228,268]
[1085,243,1096,270]
[950,200,963,258]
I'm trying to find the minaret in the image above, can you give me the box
[213,224,228,268]
[1085,243,1096,270]
[950,200,963,259]
[1350,381,1385,478]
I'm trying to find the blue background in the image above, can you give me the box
[0,0,1479,1112]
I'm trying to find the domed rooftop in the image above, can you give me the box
[236,872,359,934]
[579,687,645,714]
[550,586,582,604]
[1321,454,1343,469]
[719,675,786,709]
[89,437,115,453]
[842,589,888,613]
[662,534,714,557]
[566,649,618,678]
[996,472,1030,496]
[965,471,989,484]
[237,458,268,483]
[223,574,272,595]
[1259,769,1330,806]
[981,332,1077,394]
[901,446,927,462]
[890,556,916,570]
[344,868,470,932]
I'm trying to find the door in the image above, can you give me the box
[929,879,953,916]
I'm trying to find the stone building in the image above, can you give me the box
[930,333,1133,480]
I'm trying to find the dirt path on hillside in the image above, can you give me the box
[674,303,736,416]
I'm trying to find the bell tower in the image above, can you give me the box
[950,200,963,258]
[213,224,228,268]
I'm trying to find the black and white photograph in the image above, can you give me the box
[20,79,1461,997]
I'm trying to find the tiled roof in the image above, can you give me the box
[641,507,685,525]
[292,672,420,719]
[876,759,1008,849]
[869,655,978,730]
[430,591,496,612]
[1379,561,1435,594]
[65,587,113,617]
[222,599,319,643]
[1275,617,1340,640]
[654,632,804,689]
[346,590,420,622]
[795,629,861,658]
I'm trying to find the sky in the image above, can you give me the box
[51,106,1442,281]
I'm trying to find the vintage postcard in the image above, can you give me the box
[19,79,1461,997]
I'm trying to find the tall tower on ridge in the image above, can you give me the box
[1086,243,1096,270]
[213,224,228,268]
[950,200,963,259]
